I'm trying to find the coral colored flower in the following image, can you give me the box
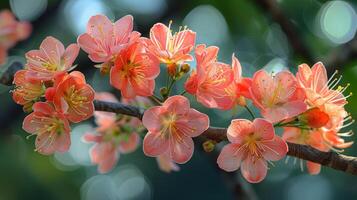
[22,102,71,155]
[156,152,180,173]
[250,70,307,123]
[296,62,348,108]
[110,40,160,99]
[298,107,330,128]
[77,15,139,66]
[25,36,79,80]
[12,70,45,107]
[224,54,252,109]
[47,71,95,123]
[84,128,140,173]
[145,22,195,68]
[217,118,288,183]
[0,10,31,65]
[142,95,209,164]
[282,128,327,175]
[296,62,352,131]
[184,44,234,109]
[84,92,141,173]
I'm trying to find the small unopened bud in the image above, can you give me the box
[299,107,330,128]
[167,63,178,77]
[99,62,112,75]
[23,102,34,113]
[180,64,190,73]
[236,96,246,107]
[160,87,168,97]
[202,140,216,152]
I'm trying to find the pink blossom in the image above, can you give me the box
[250,70,307,123]
[223,54,252,109]
[0,10,31,64]
[47,71,95,123]
[142,95,209,164]
[184,44,234,109]
[110,40,160,99]
[145,22,196,65]
[22,102,71,155]
[217,118,288,183]
[77,15,139,67]
[25,36,79,81]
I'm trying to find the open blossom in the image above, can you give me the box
[223,54,252,109]
[110,40,160,99]
[250,70,307,123]
[25,36,79,80]
[296,62,348,108]
[23,102,71,155]
[12,70,45,107]
[296,62,352,130]
[84,126,140,173]
[77,14,139,68]
[217,118,288,183]
[84,92,140,173]
[142,95,209,163]
[0,10,31,65]
[184,44,234,110]
[146,22,195,65]
[156,152,180,173]
[46,71,95,123]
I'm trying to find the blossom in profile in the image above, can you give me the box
[0,10,31,65]
[110,40,160,99]
[142,95,209,164]
[22,102,71,155]
[25,36,79,80]
[223,54,252,109]
[12,70,45,109]
[145,22,195,75]
[77,14,139,69]
[250,70,307,123]
[47,71,95,123]
[184,44,234,110]
[217,118,288,183]
[84,92,140,173]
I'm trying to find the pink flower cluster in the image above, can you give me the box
[12,36,94,155]
[0,10,31,65]
[8,12,353,183]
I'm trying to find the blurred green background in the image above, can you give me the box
[1,0,357,199]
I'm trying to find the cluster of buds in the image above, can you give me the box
[6,12,354,183]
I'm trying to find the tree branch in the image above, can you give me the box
[93,100,357,175]
[1,64,357,175]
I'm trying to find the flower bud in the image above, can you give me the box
[299,107,330,128]
[180,63,190,73]
[202,140,216,152]
[160,87,168,98]
[99,62,112,75]
[167,63,178,77]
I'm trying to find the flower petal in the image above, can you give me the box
[253,118,274,140]
[227,119,254,144]
[261,135,288,161]
[142,106,163,132]
[240,157,268,183]
[169,134,194,164]
[143,131,169,157]
[217,144,243,172]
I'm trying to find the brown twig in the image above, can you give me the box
[92,101,357,175]
[2,43,357,177]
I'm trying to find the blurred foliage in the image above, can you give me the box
[1,0,357,199]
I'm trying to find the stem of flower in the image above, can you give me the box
[149,95,162,105]
[244,106,255,119]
